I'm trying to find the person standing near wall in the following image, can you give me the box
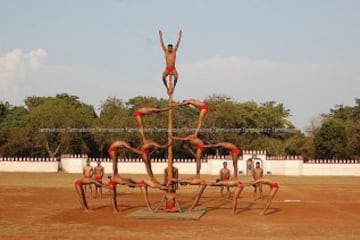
[252,161,263,201]
[219,162,231,198]
[164,165,179,190]
[93,161,104,198]
[83,160,94,198]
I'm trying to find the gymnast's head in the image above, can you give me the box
[167,44,173,52]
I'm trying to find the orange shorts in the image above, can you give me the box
[108,179,116,188]
[166,66,176,73]
[231,148,241,155]
[134,111,142,117]
[74,179,83,186]
[138,180,146,186]
[108,146,117,153]
[141,148,148,154]
[165,204,175,210]
[196,145,205,151]
[199,104,208,110]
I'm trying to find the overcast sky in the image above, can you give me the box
[1,0,359,131]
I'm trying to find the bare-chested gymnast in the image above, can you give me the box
[140,140,169,182]
[159,29,182,94]
[134,106,171,142]
[163,165,179,190]
[74,177,109,212]
[170,177,209,213]
[219,161,231,198]
[209,179,251,215]
[108,141,143,175]
[179,178,251,215]
[107,174,138,213]
[154,184,181,213]
[83,161,94,197]
[203,142,241,178]
[252,161,264,201]
[172,134,205,178]
[108,140,168,182]
[176,99,208,136]
[93,160,104,198]
[137,178,168,212]
[252,178,279,215]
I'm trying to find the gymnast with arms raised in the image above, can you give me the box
[159,29,182,94]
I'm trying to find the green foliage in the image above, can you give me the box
[126,96,169,143]
[313,99,360,159]
[2,93,359,160]
[314,119,347,159]
[0,101,11,120]
[24,93,97,157]
[95,97,130,157]
[202,94,297,154]
[0,105,29,156]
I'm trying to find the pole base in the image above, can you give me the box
[127,206,207,220]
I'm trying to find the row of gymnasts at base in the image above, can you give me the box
[74,157,279,215]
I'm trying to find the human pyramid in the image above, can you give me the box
[74,30,279,216]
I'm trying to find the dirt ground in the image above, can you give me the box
[0,172,360,240]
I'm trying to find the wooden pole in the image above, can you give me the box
[167,78,174,181]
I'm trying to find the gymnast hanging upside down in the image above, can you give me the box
[251,178,280,215]
[74,177,110,212]
[209,179,252,215]
[108,140,169,182]
[172,134,206,178]
[134,107,171,143]
[169,177,210,213]
[108,176,167,213]
[175,99,208,137]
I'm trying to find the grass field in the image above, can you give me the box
[1,172,360,239]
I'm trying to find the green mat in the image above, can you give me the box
[127,206,207,220]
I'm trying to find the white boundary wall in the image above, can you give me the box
[61,155,88,173]
[61,156,211,175]
[0,161,59,172]
[266,160,303,175]
[1,153,360,176]
[303,163,360,176]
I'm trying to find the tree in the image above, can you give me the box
[126,96,169,143]
[314,119,348,159]
[284,132,307,156]
[25,96,47,111]
[321,99,360,159]
[203,94,297,155]
[26,93,97,158]
[95,97,130,157]
[3,93,334,159]
[0,101,11,120]
[0,105,29,156]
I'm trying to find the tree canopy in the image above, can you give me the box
[0,94,359,160]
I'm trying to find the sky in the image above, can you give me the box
[0,0,359,131]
